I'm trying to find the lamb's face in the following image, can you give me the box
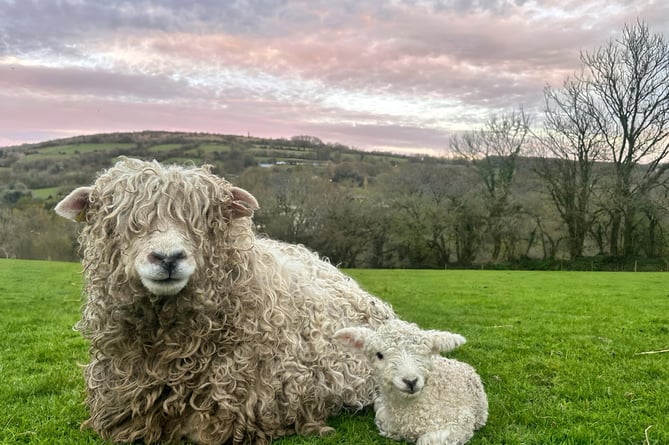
[366,331,433,397]
[55,158,258,297]
[335,320,467,398]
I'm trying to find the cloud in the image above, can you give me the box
[1,0,668,153]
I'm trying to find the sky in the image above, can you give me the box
[2,1,669,156]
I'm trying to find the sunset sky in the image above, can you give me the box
[2,1,669,155]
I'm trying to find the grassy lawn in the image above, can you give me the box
[1,260,668,444]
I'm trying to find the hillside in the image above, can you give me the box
[1,131,455,264]
[0,131,424,199]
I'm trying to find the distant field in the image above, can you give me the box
[1,260,668,444]
[19,143,135,161]
[31,187,61,200]
[147,143,185,153]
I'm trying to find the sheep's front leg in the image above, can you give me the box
[374,402,403,441]
[295,421,335,437]
[416,427,474,445]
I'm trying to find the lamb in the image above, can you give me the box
[335,319,488,445]
[55,157,396,445]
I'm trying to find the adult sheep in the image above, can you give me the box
[55,157,396,445]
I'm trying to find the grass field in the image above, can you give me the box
[19,143,136,162]
[30,187,61,200]
[1,260,668,444]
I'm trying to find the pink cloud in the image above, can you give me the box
[2,0,669,154]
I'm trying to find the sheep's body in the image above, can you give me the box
[374,356,487,445]
[55,158,395,445]
[336,320,487,445]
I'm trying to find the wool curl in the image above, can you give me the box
[58,157,396,445]
[336,320,488,445]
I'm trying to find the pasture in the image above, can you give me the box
[1,259,668,444]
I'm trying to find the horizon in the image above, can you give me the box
[0,129,454,160]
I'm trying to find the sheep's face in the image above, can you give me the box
[131,224,198,296]
[335,320,466,398]
[55,158,258,297]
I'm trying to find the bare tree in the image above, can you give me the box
[534,77,605,259]
[239,169,326,244]
[310,187,376,268]
[450,108,531,260]
[450,194,484,266]
[579,20,669,256]
[382,163,457,268]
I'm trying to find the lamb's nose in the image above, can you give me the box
[403,378,418,392]
[148,250,186,273]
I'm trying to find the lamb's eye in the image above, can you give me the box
[376,352,384,360]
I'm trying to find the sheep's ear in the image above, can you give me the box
[334,327,372,351]
[55,187,92,222]
[230,186,259,218]
[429,330,467,354]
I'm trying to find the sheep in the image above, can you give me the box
[335,319,488,445]
[55,157,396,445]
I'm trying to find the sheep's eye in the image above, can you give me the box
[376,352,384,360]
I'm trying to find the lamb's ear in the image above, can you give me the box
[55,187,92,222]
[334,327,373,351]
[230,186,259,218]
[429,330,467,354]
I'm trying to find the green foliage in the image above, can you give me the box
[2,260,668,444]
[0,204,79,261]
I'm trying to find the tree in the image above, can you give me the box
[381,163,458,268]
[579,20,669,256]
[450,108,531,260]
[239,168,326,245]
[449,195,483,265]
[291,135,324,147]
[310,187,376,268]
[0,204,78,260]
[535,77,605,259]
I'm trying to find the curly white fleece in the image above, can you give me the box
[335,319,488,445]
[55,157,396,445]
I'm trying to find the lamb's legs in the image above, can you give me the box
[416,409,477,445]
[416,427,474,445]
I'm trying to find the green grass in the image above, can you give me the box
[0,259,97,444]
[1,261,668,444]
[147,144,185,153]
[342,270,669,445]
[30,187,61,200]
[20,143,135,161]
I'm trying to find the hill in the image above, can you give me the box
[0,130,424,198]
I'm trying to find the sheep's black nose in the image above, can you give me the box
[403,378,418,392]
[148,251,186,274]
